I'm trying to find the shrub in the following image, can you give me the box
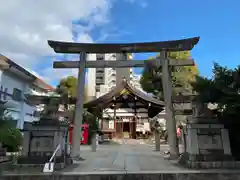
[0,103,23,152]
[0,122,23,152]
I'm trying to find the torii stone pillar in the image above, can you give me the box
[71,52,87,158]
[161,51,179,158]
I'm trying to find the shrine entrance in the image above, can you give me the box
[47,37,199,159]
[116,117,136,139]
[123,122,129,132]
[84,79,165,140]
[123,122,130,138]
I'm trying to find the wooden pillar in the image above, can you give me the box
[101,118,103,130]
[121,119,123,138]
[128,117,133,138]
[71,52,86,158]
[160,51,179,159]
[116,119,119,138]
[132,97,137,139]
[113,104,116,138]
[100,110,103,130]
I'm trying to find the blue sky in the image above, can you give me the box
[34,0,240,86]
[87,0,240,77]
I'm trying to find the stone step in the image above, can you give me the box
[2,172,240,180]
[0,156,10,163]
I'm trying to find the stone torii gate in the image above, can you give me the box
[47,37,200,159]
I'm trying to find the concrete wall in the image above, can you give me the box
[0,70,49,129]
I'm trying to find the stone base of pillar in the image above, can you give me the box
[180,122,235,169]
[180,152,238,169]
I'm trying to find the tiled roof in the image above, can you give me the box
[84,79,165,117]
[85,79,164,108]
[35,78,55,91]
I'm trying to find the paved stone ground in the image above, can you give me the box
[62,139,184,173]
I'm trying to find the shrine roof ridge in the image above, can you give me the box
[85,79,165,108]
[48,37,200,54]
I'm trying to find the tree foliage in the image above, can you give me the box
[55,76,97,136]
[192,63,240,118]
[140,51,199,97]
[56,76,78,97]
[191,63,240,159]
[0,103,23,152]
[55,76,88,102]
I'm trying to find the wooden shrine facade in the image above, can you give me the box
[84,79,165,139]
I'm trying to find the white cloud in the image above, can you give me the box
[40,68,78,83]
[0,0,113,84]
[0,0,144,86]
[124,0,148,8]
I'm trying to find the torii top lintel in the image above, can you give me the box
[48,37,200,54]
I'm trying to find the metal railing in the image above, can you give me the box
[43,144,61,172]
[49,144,61,163]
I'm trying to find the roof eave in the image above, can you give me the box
[84,80,165,110]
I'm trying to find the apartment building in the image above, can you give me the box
[129,70,143,92]
[0,55,54,129]
[87,53,137,99]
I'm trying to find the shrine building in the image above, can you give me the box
[84,79,165,139]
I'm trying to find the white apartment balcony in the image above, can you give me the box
[96,72,104,78]
[108,75,116,83]
[108,82,116,90]
[108,68,116,76]
[108,78,116,86]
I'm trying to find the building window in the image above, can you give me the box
[12,88,22,101]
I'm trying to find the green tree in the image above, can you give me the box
[0,103,23,152]
[191,63,240,159]
[140,51,199,97]
[56,76,88,102]
[56,76,78,97]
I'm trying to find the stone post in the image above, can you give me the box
[154,130,160,151]
[91,132,97,152]
[22,131,30,156]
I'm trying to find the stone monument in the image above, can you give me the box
[17,98,72,170]
[180,100,235,168]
